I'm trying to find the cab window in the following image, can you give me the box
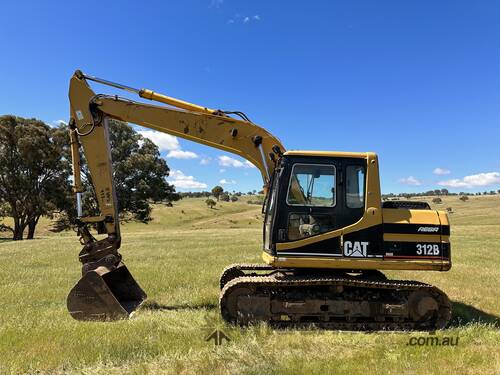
[346,165,365,208]
[286,164,336,207]
[287,213,336,241]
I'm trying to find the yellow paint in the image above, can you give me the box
[69,72,285,239]
[382,208,441,225]
[69,71,452,276]
[437,210,450,226]
[139,89,216,115]
[262,252,451,271]
[283,150,369,158]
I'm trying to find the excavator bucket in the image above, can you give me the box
[67,263,147,321]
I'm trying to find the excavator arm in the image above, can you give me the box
[66,71,285,320]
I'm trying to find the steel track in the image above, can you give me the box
[219,263,451,331]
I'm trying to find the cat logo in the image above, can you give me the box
[344,241,369,257]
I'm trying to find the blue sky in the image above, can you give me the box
[1,0,499,193]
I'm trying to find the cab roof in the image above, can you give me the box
[283,150,374,159]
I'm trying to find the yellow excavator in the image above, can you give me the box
[67,71,452,330]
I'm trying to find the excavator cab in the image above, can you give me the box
[263,152,368,254]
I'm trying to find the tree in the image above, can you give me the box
[73,119,180,223]
[432,197,442,204]
[459,195,469,202]
[0,116,72,240]
[230,195,238,202]
[211,185,224,201]
[205,198,216,209]
[220,193,230,202]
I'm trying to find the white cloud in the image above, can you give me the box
[438,172,500,189]
[244,160,256,168]
[218,155,255,168]
[229,14,261,24]
[433,168,451,176]
[52,119,67,127]
[139,130,179,152]
[140,130,199,160]
[219,169,226,173]
[219,179,236,185]
[200,157,211,165]
[218,155,244,168]
[398,176,422,186]
[168,170,207,189]
[166,150,198,159]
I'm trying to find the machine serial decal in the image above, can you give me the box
[344,241,369,257]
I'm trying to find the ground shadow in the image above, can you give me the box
[141,300,217,312]
[449,301,499,327]
[141,300,499,327]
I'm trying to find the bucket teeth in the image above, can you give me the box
[67,262,146,321]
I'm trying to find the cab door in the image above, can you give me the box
[272,156,344,256]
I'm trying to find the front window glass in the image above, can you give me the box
[287,213,336,240]
[286,164,336,207]
[346,165,365,208]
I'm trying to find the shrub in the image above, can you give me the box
[205,199,216,209]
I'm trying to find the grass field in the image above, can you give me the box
[0,195,499,374]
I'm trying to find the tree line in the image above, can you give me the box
[0,115,179,240]
[179,189,262,199]
[382,189,500,200]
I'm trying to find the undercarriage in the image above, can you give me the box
[219,264,451,331]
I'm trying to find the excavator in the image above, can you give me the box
[66,70,452,330]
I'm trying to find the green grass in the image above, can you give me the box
[0,195,499,374]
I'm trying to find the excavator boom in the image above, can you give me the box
[67,71,284,320]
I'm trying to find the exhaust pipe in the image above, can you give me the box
[67,262,146,321]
